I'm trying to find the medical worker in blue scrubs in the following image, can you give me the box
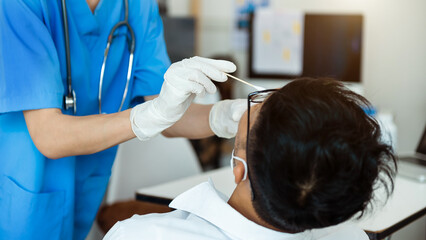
[0,0,246,239]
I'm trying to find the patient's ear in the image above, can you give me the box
[233,161,246,184]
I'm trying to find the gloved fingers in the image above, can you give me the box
[226,124,238,138]
[187,81,206,97]
[230,99,248,121]
[182,58,228,83]
[191,56,237,73]
[188,69,217,94]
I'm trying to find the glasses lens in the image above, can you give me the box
[250,91,273,103]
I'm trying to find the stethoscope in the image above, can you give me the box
[61,0,135,114]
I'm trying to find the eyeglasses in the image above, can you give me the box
[246,89,277,200]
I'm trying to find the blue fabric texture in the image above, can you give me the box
[0,0,170,239]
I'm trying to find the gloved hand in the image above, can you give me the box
[209,99,247,139]
[130,56,237,141]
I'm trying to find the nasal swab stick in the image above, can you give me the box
[225,73,266,91]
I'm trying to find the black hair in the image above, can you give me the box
[247,78,396,232]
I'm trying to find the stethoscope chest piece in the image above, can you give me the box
[64,90,77,114]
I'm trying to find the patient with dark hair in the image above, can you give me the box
[104,78,396,240]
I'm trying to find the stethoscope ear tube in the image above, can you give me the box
[99,19,135,114]
[98,42,110,114]
[118,52,134,112]
[126,22,135,53]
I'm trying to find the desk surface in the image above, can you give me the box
[136,167,426,240]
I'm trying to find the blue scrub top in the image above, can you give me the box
[0,0,170,239]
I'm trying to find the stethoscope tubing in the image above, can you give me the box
[61,0,135,115]
[61,0,76,113]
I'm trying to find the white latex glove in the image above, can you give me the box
[131,56,236,141]
[209,99,247,139]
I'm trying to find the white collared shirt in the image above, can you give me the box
[104,180,369,240]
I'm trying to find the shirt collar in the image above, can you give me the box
[170,179,304,240]
[169,179,368,240]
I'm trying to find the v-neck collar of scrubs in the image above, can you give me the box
[68,0,106,36]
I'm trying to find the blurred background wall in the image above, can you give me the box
[168,0,426,154]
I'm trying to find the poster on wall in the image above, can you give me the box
[233,0,270,50]
[253,9,305,75]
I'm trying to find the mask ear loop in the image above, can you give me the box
[231,149,248,181]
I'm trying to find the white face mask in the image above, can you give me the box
[230,149,248,181]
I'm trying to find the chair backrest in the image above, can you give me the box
[105,135,202,204]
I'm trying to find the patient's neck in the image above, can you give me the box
[228,182,283,232]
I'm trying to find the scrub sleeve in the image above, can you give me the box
[0,1,66,239]
[0,1,64,112]
[0,0,170,239]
